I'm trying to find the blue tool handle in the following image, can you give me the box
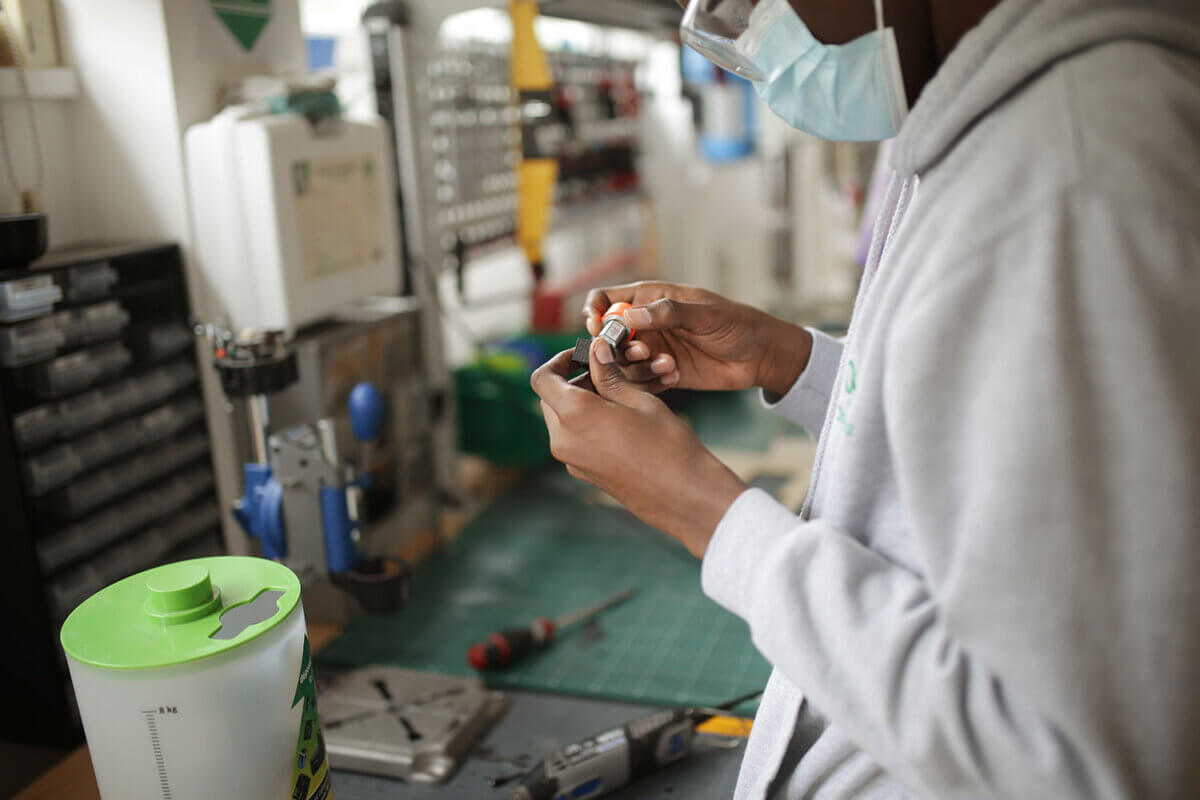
[234,463,286,559]
[320,486,363,574]
[348,382,384,442]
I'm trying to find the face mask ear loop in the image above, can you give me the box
[874,0,885,30]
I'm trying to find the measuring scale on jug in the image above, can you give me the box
[60,556,333,800]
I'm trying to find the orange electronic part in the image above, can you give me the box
[597,302,636,350]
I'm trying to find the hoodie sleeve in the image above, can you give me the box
[760,328,843,437]
[702,192,1200,800]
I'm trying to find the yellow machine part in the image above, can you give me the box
[516,160,557,271]
[510,0,559,279]
[510,0,552,90]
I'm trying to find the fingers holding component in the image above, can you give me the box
[625,341,650,361]
[533,349,598,410]
[589,340,664,410]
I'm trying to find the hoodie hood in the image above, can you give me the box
[892,0,1200,177]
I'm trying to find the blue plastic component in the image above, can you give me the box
[499,338,551,372]
[572,779,601,798]
[320,485,362,574]
[233,463,287,559]
[699,137,755,162]
[669,733,683,755]
[305,36,336,71]
[682,46,757,164]
[681,44,718,83]
[348,382,385,442]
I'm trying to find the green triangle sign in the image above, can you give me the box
[211,0,272,52]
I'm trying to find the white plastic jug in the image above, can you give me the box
[61,556,333,800]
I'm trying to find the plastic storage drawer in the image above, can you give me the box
[54,309,87,349]
[37,467,214,574]
[140,397,204,441]
[77,301,130,344]
[23,445,83,496]
[63,262,119,303]
[0,302,129,366]
[49,432,208,519]
[74,424,132,471]
[0,317,67,367]
[133,324,193,360]
[0,275,62,322]
[163,360,198,389]
[30,343,131,399]
[11,406,58,451]
[13,359,200,451]
[56,388,116,439]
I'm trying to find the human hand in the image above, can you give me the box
[583,282,813,397]
[532,346,747,557]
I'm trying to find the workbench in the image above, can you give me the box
[19,391,805,799]
[16,622,745,800]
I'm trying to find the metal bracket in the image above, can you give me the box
[321,667,507,784]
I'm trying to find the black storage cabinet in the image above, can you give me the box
[0,242,223,747]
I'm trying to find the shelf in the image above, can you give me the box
[0,66,78,100]
[539,0,681,32]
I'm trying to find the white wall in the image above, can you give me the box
[57,2,190,244]
[54,0,304,250]
[0,94,79,246]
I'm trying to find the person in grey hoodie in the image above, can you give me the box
[530,0,1200,797]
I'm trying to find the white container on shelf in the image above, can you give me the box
[186,106,401,334]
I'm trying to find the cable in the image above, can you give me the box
[0,14,45,211]
[408,250,490,358]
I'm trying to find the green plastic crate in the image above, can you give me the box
[455,332,582,467]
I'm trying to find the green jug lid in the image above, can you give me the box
[61,556,301,671]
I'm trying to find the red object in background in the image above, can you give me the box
[466,617,556,670]
[620,74,639,116]
[529,248,641,332]
[532,285,566,331]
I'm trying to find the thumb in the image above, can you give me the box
[624,297,703,333]
[590,339,657,409]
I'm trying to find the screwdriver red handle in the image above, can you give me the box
[467,617,556,670]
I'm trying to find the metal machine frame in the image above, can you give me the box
[364,1,494,501]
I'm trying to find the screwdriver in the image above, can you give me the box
[505,689,762,800]
[467,588,636,670]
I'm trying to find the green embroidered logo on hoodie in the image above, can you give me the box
[837,360,858,438]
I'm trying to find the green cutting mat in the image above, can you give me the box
[317,391,798,709]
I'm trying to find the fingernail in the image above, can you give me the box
[651,355,672,374]
[594,341,614,364]
[661,372,679,387]
[625,308,651,327]
[627,343,648,361]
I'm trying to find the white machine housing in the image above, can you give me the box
[186,107,401,334]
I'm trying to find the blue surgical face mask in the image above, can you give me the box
[681,0,909,142]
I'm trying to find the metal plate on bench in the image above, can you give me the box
[320,666,505,784]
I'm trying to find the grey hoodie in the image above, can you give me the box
[700,0,1200,798]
